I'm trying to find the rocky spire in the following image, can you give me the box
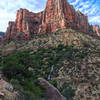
[40,0,69,33]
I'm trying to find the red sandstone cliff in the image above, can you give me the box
[3,0,100,41]
[40,0,89,33]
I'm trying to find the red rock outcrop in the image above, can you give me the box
[93,25,100,36]
[39,0,89,33]
[16,9,42,34]
[3,0,100,41]
[3,21,16,41]
[3,9,42,41]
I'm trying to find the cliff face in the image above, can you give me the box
[40,0,89,33]
[3,9,42,41]
[3,0,99,41]
[16,9,42,34]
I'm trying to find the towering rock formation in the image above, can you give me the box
[3,0,99,41]
[16,9,42,34]
[40,0,89,33]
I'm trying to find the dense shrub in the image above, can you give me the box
[0,44,90,99]
[1,51,44,98]
[60,83,75,100]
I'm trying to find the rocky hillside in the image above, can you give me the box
[0,28,100,100]
[0,28,100,55]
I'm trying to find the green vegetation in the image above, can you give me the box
[0,42,99,99]
[60,82,75,100]
[1,51,45,99]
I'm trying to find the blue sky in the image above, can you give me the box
[0,0,100,32]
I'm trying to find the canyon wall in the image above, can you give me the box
[3,0,100,41]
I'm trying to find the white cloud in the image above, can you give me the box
[69,0,100,25]
[89,16,100,23]
[0,9,15,32]
[70,0,80,5]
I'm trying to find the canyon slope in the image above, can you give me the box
[0,28,100,100]
[3,0,100,41]
[0,0,100,100]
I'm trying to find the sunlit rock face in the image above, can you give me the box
[40,0,89,33]
[16,9,41,34]
[93,25,100,36]
[3,0,99,41]
[3,9,42,40]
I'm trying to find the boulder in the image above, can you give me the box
[5,83,14,92]
[38,78,66,100]
[0,92,4,100]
